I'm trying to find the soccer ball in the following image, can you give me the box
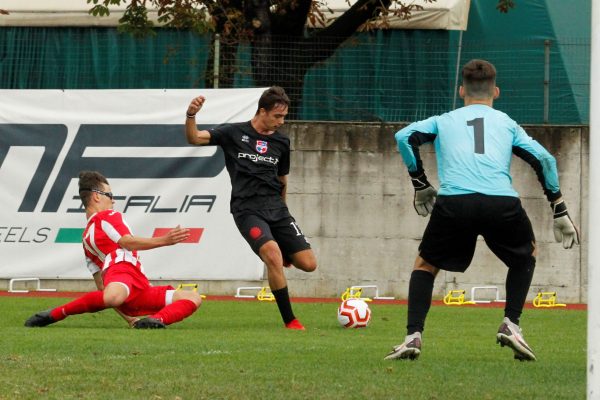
[337,299,371,328]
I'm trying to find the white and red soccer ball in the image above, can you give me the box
[337,299,371,328]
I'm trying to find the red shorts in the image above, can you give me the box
[103,263,175,317]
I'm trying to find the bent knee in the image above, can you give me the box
[300,260,317,272]
[259,242,283,267]
[174,290,203,308]
[103,283,129,307]
[103,293,126,308]
[413,256,439,276]
[187,292,203,308]
[292,250,317,272]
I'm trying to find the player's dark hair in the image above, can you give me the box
[257,86,290,113]
[462,59,497,99]
[78,170,109,207]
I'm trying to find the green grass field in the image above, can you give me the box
[0,296,587,400]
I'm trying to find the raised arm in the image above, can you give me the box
[185,96,212,146]
[118,225,190,251]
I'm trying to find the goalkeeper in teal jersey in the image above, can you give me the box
[384,59,579,362]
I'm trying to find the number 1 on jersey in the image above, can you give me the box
[467,117,485,154]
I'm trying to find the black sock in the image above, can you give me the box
[406,270,435,335]
[272,287,295,324]
[505,260,536,325]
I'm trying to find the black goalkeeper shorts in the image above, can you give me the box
[419,194,536,272]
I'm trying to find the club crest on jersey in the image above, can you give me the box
[256,140,268,154]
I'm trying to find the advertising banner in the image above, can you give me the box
[0,89,265,280]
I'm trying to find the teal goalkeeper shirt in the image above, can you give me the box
[394,104,561,201]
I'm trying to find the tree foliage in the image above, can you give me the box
[85,0,451,38]
[1,1,519,35]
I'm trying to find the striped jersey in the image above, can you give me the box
[394,104,562,201]
[82,209,141,275]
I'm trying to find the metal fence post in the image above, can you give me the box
[452,31,463,110]
[213,34,220,89]
[544,39,551,123]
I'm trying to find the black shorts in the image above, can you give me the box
[419,194,536,272]
[233,208,311,259]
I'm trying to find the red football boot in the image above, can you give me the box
[285,318,306,330]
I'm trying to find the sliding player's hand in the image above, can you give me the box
[165,225,191,245]
[551,200,580,249]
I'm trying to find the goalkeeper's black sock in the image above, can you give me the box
[505,259,536,325]
[406,270,435,335]
[272,286,295,325]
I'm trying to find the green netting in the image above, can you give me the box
[0,27,210,89]
[462,0,590,124]
[0,25,589,124]
[300,30,453,122]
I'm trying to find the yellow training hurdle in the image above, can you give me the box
[443,289,475,305]
[340,287,373,302]
[175,283,206,298]
[532,291,566,308]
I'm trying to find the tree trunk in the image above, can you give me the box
[206,0,393,117]
[257,0,392,118]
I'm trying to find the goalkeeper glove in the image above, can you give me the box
[551,200,580,249]
[411,174,437,217]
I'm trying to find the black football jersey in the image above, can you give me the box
[209,121,290,213]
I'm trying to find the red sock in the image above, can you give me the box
[50,291,106,321]
[150,299,198,325]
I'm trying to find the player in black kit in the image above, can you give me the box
[185,86,317,330]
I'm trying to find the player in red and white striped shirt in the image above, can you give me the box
[25,171,201,329]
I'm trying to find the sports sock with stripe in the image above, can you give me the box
[150,299,198,325]
[49,290,106,321]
